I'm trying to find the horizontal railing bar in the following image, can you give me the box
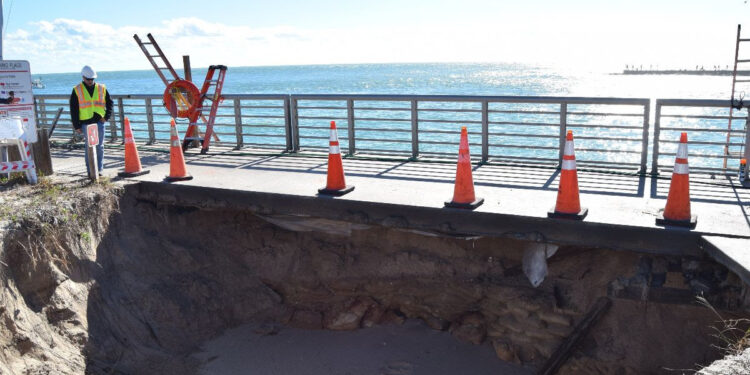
[486,155,559,162]
[240,124,287,129]
[657,152,734,159]
[356,137,412,143]
[242,134,287,139]
[354,107,410,112]
[355,127,412,133]
[656,98,733,107]
[566,123,644,129]
[239,142,288,147]
[418,119,483,124]
[488,143,560,150]
[222,94,289,100]
[660,114,739,120]
[417,151,475,157]
[574,136,642,142]
[575,148,641,154]
[298,136,329,142]
[566,111,644,117]
[657,127,744,133]
[657,153,735,160]
[576,160,640,167]
[487,132,558,139]
[355,117,412,122]
[297,116,348,121]
[488,121,560,127]
[239,105,284,109]
[418,108,482,113]
[239,115,285,119]
[354,148,412,155]
[660,140,743,146]
[291,94,650,105]
[412,140,465,146]
[488,109,560,115]
[297,106,347,110]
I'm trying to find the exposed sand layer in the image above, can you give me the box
[195,320,531,375]
[1,179,747,374]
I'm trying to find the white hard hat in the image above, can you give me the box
[81,65,97,79]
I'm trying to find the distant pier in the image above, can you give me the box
[620,69,750,76]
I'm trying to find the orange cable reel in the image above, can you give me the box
[163,79,201,119]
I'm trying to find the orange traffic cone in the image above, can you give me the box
[656,132,696,228]
[318,121,354,196]
[548,130,588,220]
[739,158,750,188]
[445,126,483,209]
[164,118,193,182]
[118,117,150,177]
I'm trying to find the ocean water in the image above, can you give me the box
[32,63,745,171]
[32,63,734,99]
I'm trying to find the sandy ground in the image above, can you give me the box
[193,320,532,375]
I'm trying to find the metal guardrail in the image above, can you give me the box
[33,94,748,175]
[654,99,750,175]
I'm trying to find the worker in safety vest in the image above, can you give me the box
[69,65,113,175]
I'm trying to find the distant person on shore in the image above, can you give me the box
[0,91,16,104]
[70,65,112,175]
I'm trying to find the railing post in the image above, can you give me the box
[639,101,650,174]
[290,96,300,152]
[233,98,243,149]
[743,115,750,180]
[39,98,47,129]
[411,99,419,159]
[109,112,117,142]
[651,101,662,175]
[347,98,355,155]
[33,97,41,128]
[283,96,293,152]
[481,100,489,163]
[558,102,567,166]
[145,98,155,144]
[118,98,125,143]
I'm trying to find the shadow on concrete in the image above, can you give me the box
[51,146,747,205]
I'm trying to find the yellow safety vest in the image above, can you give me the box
[74,83,107,121]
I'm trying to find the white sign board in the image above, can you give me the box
[0,60,37,130]
[0,117,23,139]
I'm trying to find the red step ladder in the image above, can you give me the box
[184,65,227,153]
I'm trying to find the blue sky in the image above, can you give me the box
[1,0,748,73]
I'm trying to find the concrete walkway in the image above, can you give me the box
[48,143,750,282]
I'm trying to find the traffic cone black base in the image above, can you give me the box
[548,207,588,220]
[318,185,355,196]
[164,174,193,183]
[444,197,484,209]
[118,169,151,178]
[655,213,697,228]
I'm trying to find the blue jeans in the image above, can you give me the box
[84,121,105,173]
